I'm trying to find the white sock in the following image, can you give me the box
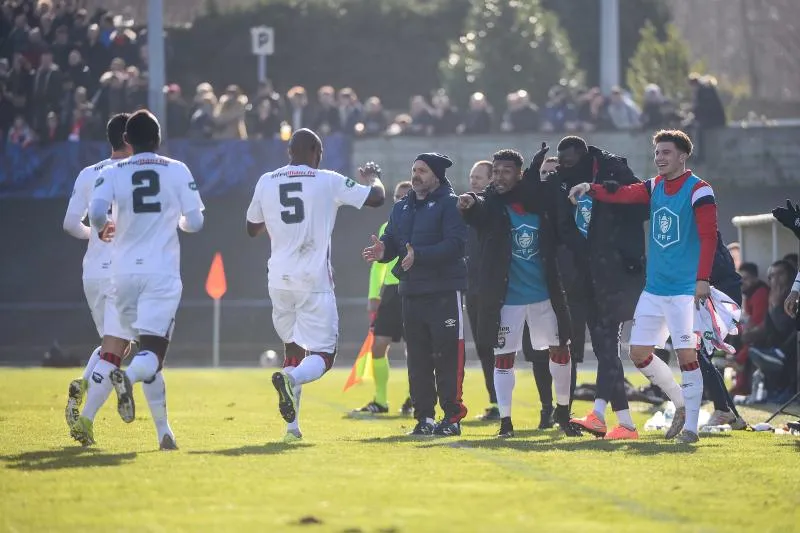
[549,357,572,406]
[82,359,115,421]
[615,409,635,429]
[494,367,515,419]
[81,346,102,382]
[289,354,326,385]
[125,350,160,384]
[143,372,173,442]
[284,366,302,432]
[681,368,704,433]
[593,399,608,420]
[636,354,684,408]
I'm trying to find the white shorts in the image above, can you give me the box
[83,277,125,339]
[111,274,182,340]
[494,300,560,355]
[629,291,696,350]
[269,288,338,353]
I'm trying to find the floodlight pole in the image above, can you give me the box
[148,0,167,139]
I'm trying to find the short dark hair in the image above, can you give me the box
[492,149,524,169]
[771,259,795,278]
[738,262,758,278]
[783,253,798,267]
[557,135,588,153]
[653,129,693,156]
[125,110,161,152]
[106,113,130,151]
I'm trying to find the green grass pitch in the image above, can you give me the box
[0,368,797,532]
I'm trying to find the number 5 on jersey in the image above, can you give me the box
[280,182,304,224]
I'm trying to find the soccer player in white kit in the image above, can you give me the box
[246,128,385,442]
[79,110,205,450]
[62,113,133,443]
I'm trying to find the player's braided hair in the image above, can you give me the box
[362,161,382,178]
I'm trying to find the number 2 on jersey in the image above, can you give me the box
[132,170,162,213]
[279,182,305,224]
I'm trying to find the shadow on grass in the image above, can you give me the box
[1,447,137,471]
[189,442,314,456]
[342,413,413,422]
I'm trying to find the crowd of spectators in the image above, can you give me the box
[0,0,729,148]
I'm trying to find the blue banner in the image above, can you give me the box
[0,135,352,198]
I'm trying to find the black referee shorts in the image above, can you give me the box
[373,284,404,342]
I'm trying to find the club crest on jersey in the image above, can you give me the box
[511,224,539,260]
[652,207,680,248]
[189,181,198,190]
[574,196,592,237]
[345,178,356,188]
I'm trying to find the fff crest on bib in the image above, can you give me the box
[652,206,680,248]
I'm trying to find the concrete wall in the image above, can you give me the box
[352,126,800,238]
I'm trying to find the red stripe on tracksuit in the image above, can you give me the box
[635,353,654,369]
[455,292,465,403]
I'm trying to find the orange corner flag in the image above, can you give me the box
[343,331,374,392]
[205,253,227,300]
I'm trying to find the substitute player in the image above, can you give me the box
[570,129,716,444]
[246,128,385,442]
[355,179,413,415]
[62,113,132,443]
[80,110,205,450]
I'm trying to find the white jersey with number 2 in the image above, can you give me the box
[246,164,370,292]
[92,152,205,278]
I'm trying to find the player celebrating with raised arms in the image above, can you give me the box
[80,110,205,450]
[246,128,385,442]
[570,130,717,444]
[62,113,132,443]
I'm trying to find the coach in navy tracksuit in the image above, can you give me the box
[362,153,468,437]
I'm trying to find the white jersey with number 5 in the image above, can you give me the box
[64,158,115,279]
[92,152,205,277]
[246,164,370,292]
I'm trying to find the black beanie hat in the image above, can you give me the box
[415,153,453,181]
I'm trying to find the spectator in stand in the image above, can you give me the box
[70,9,90,48]
[165,83,189,139]
[386,112,412,136]
[40,110,64,144]
[83,24,110,80]
[727,242,742,270]
[108,24,138,68]
[459,91,491,134]
[286,85,312,132]
[541,85,577,132]
[247,97,281,140]
[606,86,640,130]
[577,87,612,131]
[252,79,283,117]
[431,89,460,135]
[0,87,14,138]
[500,89,539,133]
[31,50,61,132]
[192,82,214,114]
[337,87,362,135]
[66,105,90,141]
[312,85,341,135]
[39,11,54,42]
[67,49,92,94]
[5,13,30,60]
[188,92,216,140]
[408,94,434,136]
[745,260,797,401]
[357,96,388,137]
[688,73,726,129]
[639,84,669,130]
[7,114,34,148]
[7,53,32,119]
[213,84,248,140]
[125,66,148,110]
[732,262,770,396]
[98,13,115,47]
[50,25,71,69]
[23,27,46,68]
[94,70,128,124]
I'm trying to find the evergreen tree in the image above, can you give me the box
[626,21,696,103]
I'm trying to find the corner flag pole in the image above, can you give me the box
[205,253,227,368]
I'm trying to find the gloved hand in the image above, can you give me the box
[772,199,800,240]
[522,142,549,182]
[602,180,620,193]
